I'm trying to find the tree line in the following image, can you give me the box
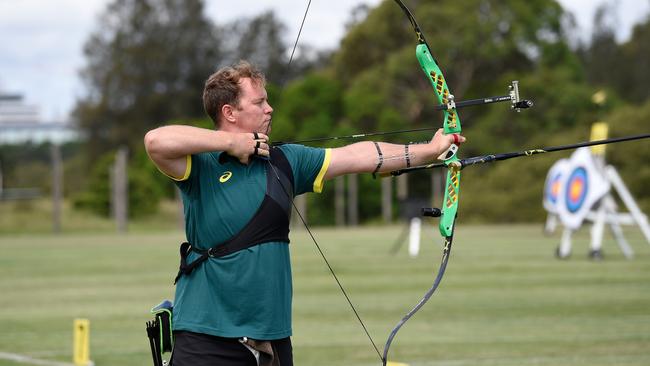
[2,0,649,224]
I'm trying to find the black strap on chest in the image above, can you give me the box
[174,149,294,284]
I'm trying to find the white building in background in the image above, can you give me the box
[0,92,80,144]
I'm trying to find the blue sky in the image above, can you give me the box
[0,0,648,122]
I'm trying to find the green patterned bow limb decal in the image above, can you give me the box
[416,45,460,135]
[441,164,460,236]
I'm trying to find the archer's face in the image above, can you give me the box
[233,77,273,134]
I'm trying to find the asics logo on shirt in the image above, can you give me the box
[219,171,233,183]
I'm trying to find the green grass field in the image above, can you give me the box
[1,224,649,366]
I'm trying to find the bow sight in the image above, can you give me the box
[433,80,533,113]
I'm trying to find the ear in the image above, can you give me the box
[221,104,237,124]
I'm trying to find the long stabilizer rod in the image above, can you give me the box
[386,133,650,177]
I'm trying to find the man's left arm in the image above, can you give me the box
[324,128,465,180]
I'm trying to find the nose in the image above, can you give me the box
[265,102,273,114]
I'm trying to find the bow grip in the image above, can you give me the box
[437,143,458,161]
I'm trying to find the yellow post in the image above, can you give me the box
[73,318,90,366]
[590,122,609,156]
[387,362,410,366]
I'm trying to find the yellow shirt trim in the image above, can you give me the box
[159,155,191,181]
[313,148,331,193]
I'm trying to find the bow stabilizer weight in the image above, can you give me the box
[422,207,442,217]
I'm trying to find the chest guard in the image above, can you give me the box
[174,148,294,284]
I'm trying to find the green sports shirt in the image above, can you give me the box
[169,144,331,340]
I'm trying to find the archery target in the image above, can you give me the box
[543,159,570,213]
[565,167,588,213]
[555,147,610,229]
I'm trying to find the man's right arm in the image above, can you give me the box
[143,125,268,179]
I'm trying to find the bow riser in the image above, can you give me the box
[414,44,461,238]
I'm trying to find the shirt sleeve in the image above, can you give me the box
[173,153,204,195]
[156,155,192,182]
[279,144,331,195]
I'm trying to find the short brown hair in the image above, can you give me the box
[202,60,266,127]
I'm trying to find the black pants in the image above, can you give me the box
[170,331,293,366]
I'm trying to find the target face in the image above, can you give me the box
[547,148,610,229]
[564,167,588,213]
[546,172,563,204]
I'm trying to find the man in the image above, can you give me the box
[144,60,465,366]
